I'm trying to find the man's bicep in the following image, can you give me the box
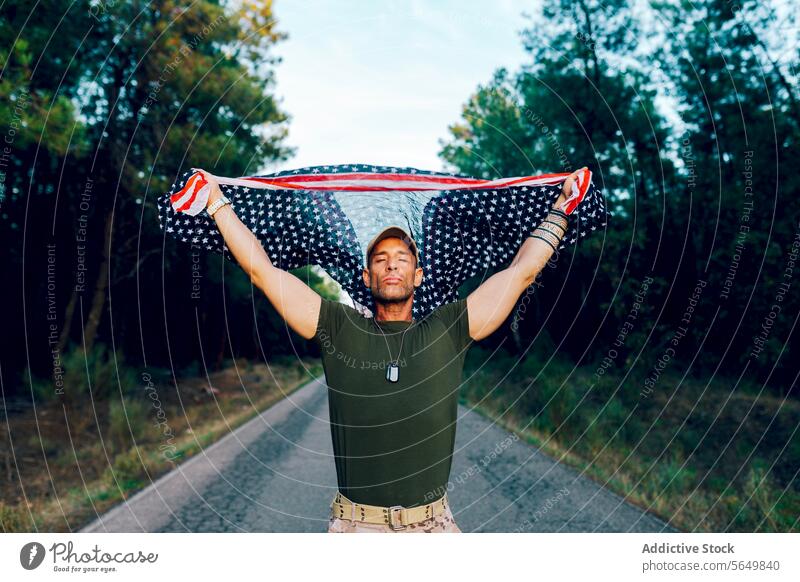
[254,267,322,340]
[466,265,530,341]
[432,297,472,351]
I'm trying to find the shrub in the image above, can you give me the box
[103,448,148,490]
[107,397,149,452]
[740,459,782,531]
[25,342,139,405]
[25,434,61,456]
[0,501,30,532]
[655,450,697,495]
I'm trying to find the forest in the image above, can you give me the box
[0,0,797,532]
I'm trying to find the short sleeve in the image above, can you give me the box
[313,298,349,347]
[431,298,472,352]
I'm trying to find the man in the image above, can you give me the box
[200,166,586,533]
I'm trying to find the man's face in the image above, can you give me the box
[362,237,423,303]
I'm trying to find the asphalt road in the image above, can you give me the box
[81,375,677,533]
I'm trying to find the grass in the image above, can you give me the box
[9,340,795,533]
[459,346,799,532]
[1,349,322,533]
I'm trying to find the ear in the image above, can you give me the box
[362,267,371,289]
[413,267,424,288]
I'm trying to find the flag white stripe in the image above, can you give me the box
[211,175,567,191]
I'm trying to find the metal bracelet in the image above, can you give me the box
[208,196,231,218]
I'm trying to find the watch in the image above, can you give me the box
[207,195,231,218]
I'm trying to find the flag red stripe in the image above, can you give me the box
[244,172,486,185]
[234,171,572,191]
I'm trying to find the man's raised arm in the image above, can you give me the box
[465,167,586,341]
[200,170,321,340]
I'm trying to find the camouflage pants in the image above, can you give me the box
[327,493,462,533]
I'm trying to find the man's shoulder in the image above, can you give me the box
[428,298,468,322]
[427,297,471,350]
[315,298,368,344]
[320,297,370,324]
[430,297,468,311]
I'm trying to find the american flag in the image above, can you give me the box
[157,164,609,319]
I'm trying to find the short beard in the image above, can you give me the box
[373,290,414,305]
[370,279,414,304]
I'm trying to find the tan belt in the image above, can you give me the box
[330,491,449,530]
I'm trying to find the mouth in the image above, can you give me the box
[383,277,402,285]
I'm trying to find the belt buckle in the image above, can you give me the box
[387,505,406,530]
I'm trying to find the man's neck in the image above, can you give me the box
[374,300,413,322]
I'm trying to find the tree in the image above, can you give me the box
[0,1,304,390]
[654,0,800,385]
[440,0,674,360]
[73,0,294,353]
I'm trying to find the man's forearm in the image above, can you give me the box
[510,207,569,284]
[210,204,274,282]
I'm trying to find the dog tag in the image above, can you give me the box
[386,363,399,382]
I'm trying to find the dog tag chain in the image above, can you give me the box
[376,317,414,383]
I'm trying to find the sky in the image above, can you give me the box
[266,0,536,174]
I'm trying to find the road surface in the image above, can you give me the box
[81,376,677,533]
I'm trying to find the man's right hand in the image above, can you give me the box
[195,168,223,208]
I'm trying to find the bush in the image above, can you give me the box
[103,448,148,490]
[179,360,199,378]
[655,450,697,495]
[270,353,298,368]
[599,397,627,432]
[26,434,60,456]
[107,397,150,452]
[26,342,89,404]
[26,342,141,404]
[0,501,30,532]
[740,459,782,531]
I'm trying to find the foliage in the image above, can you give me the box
[107,396,150,453]
[1,0,302,387]
[440,0,800,393]
[102,448,148,490]
[26,342,137,404]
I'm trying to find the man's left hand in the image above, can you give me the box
[553,166,588,211]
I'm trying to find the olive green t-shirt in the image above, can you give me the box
[314,297,472,508]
